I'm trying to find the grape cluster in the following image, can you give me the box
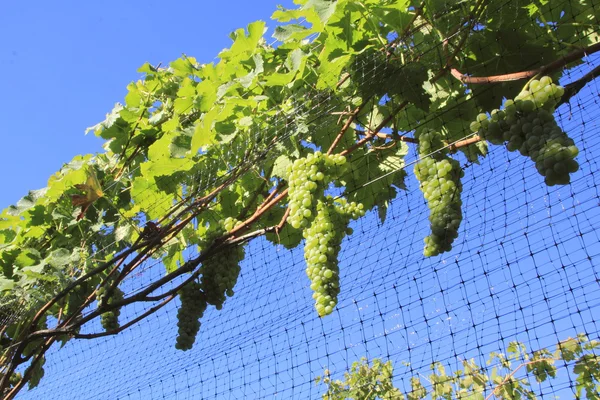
[175,281,207,351]
[287,151,347,230]
[416,128,446,156]
[1,372,21,397]
[414,129,464,257]
[199,220,245,310]
[472,77,579,186]
[222,217,241,232]
[303,198,365,317]
[8,372,22,388]
[96,284,123,332]
[175,218,245,351]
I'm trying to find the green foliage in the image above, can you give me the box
[317,358,404,400]
[317,335,600,399]
[0,0,598,395]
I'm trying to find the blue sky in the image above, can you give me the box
[3,1,600,399]
[0,0,293,209]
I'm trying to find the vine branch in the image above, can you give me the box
[341,101,408,156]
[327,103,368,155]
[557,63,600,107]
[450,42,600,84]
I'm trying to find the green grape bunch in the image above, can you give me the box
[175,217,245,351]
[414,129,464,257]
[303,198,365,317]
[287,151,348,230]
[222,216,241,232]
[96,284,124,332]
[472,77,579,186]
[199,218,245,310]
[175,281,207,351]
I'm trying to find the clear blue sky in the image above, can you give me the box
[3,2,600,399]
[0,0,293,209]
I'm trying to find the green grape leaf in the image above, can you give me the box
[220,21,266,61]
[170,56,197,77]
[558,337,583,361]
[27,355,46,389]
[137,62,157,74]
[163,242,184,274]
[272,155,293,180]
[192,109,219,152]
[85,103,124,135]
[21,264,56,282]
[174,96,194,115]
[46,248,78,269]
[115,225,134,243]
[273,24,310,42]
[129,177,175,221]
[169,128,194,158]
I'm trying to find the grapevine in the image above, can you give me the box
[303,198,364,317]
[414,129,464,257]
[175,281,207,351]
[472,77,579,186]
[287,152,348,230]
[0,0,598,395]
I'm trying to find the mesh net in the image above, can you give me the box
[6,1,600,399]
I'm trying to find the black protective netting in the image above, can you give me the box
[9,2,600,399]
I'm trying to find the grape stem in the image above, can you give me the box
[449,42,600,84]
[227,189,289,239]
[341,101,408,156]
[274,207,291,243]
[238,165,276,220]
[327,102,370,155]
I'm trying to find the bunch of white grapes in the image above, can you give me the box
[199,248,243,310]
[96,283,123,331]
[287,151,348,230]
[175,281,207,351]
[222,216,241,232]
[471,77,579,186]
[199,219,245,310]
[414,129,464,257]
[303,198,365,317]
[175,218,245,350]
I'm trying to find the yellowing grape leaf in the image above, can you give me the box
[70,168,104,221]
